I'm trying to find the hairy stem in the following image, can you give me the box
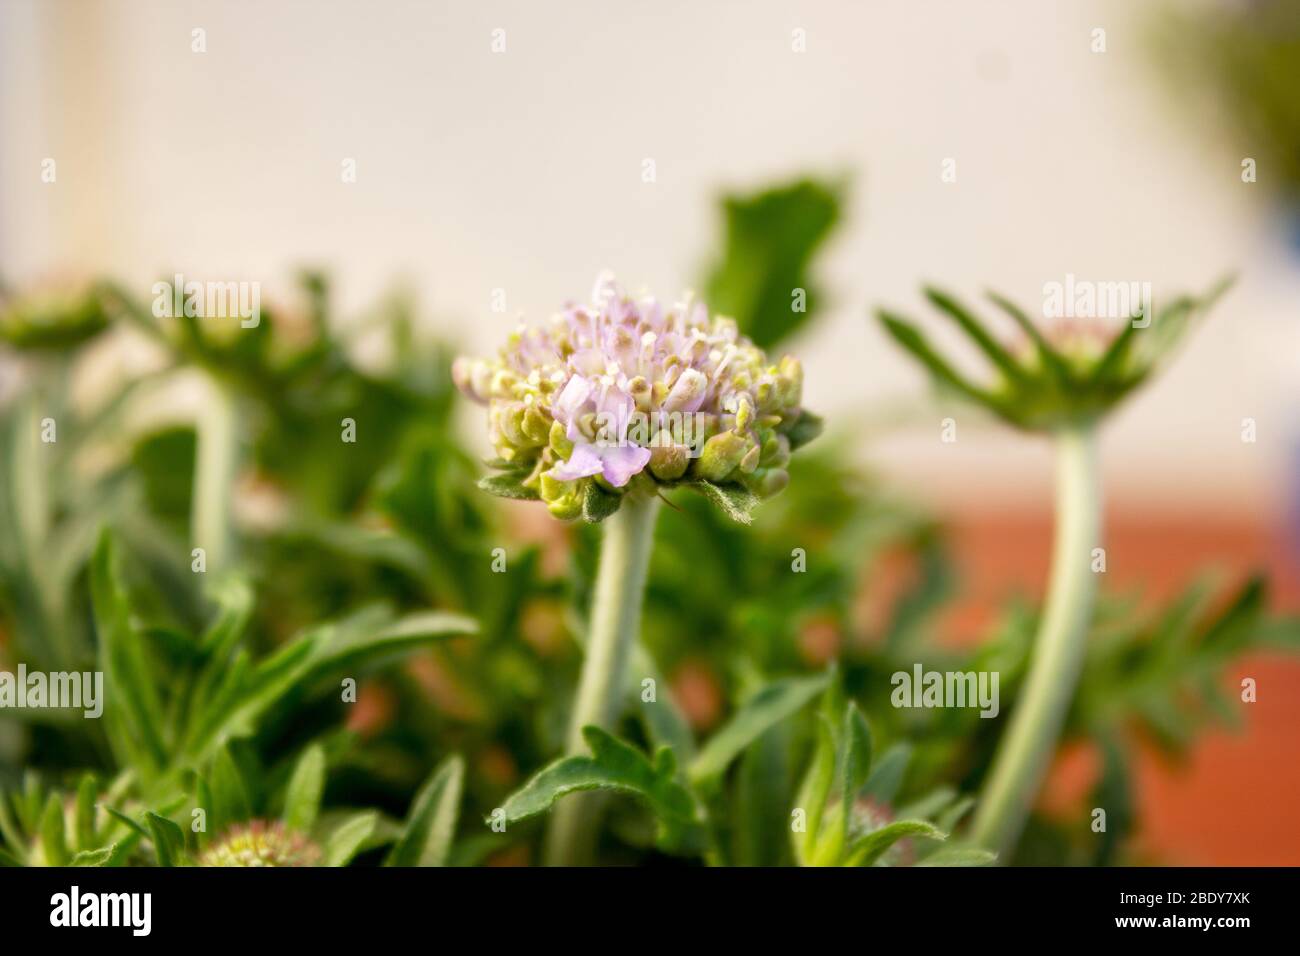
[971,426,1102,859]
[544,493,659,866]
[192,376,238,574]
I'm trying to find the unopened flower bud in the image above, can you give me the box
[649,443,689,481]
[522,405,551,445]
[662,368,709,413]
[761,433,791,469]
[749,467,789,498]
[695,430,749,482]
[549,419,573,458]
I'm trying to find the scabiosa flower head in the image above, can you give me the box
[198,821,321,867]
[455,272,821,522]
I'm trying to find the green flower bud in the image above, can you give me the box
[521,405,551,445]
[547,492,583,520]
[498,402,529,447]
[761,432,791,469]
[540,472,583,520]
[739,440,761,474]
[749,467,789,498]
[734,393,755,432]
[695,430,749,482]
[649,443,689,481]
[549,419,574,458]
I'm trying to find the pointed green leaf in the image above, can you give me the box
[985,291,1073,387]
[877,311,997,405]
[104,806,150,839]
[477,472,540,501]
[793,713,836,864]
[209,745,252,831]
[690,672,830,783]
[861,742,912,804]
[90,530,168,771]
[924,287,1029,384]
[918,845,996,867]
[845,820,944,866]
[39,792,69,866]
[144,812,185,867]
[323,811,379,867]
[0,793,26,862]
[74,774,98,851]
[839,703,873,802]
[682,479,759,525]
[385,755,464,867]
[283,744,326,833]
[310,610,477,675]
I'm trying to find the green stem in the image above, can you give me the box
[544,493,659,866]
[970,425,1102,860]
[192,376,238,574]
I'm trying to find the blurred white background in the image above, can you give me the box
[3,0,1298,517]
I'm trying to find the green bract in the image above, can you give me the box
[876,279,1234,431]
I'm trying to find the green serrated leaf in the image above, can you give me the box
[703,177,844,348]
[386,755,464,867]
[501,727,698,847]
[690,672,830,783]
[283,744,326,833]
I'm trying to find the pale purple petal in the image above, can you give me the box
[568,349,607,377]
[554,375,592,420]
[549,443,605,481]
[598,443,651,487]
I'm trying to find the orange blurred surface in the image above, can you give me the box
[943,507,1300,866]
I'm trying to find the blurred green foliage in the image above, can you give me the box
[1151,0,1300,207]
